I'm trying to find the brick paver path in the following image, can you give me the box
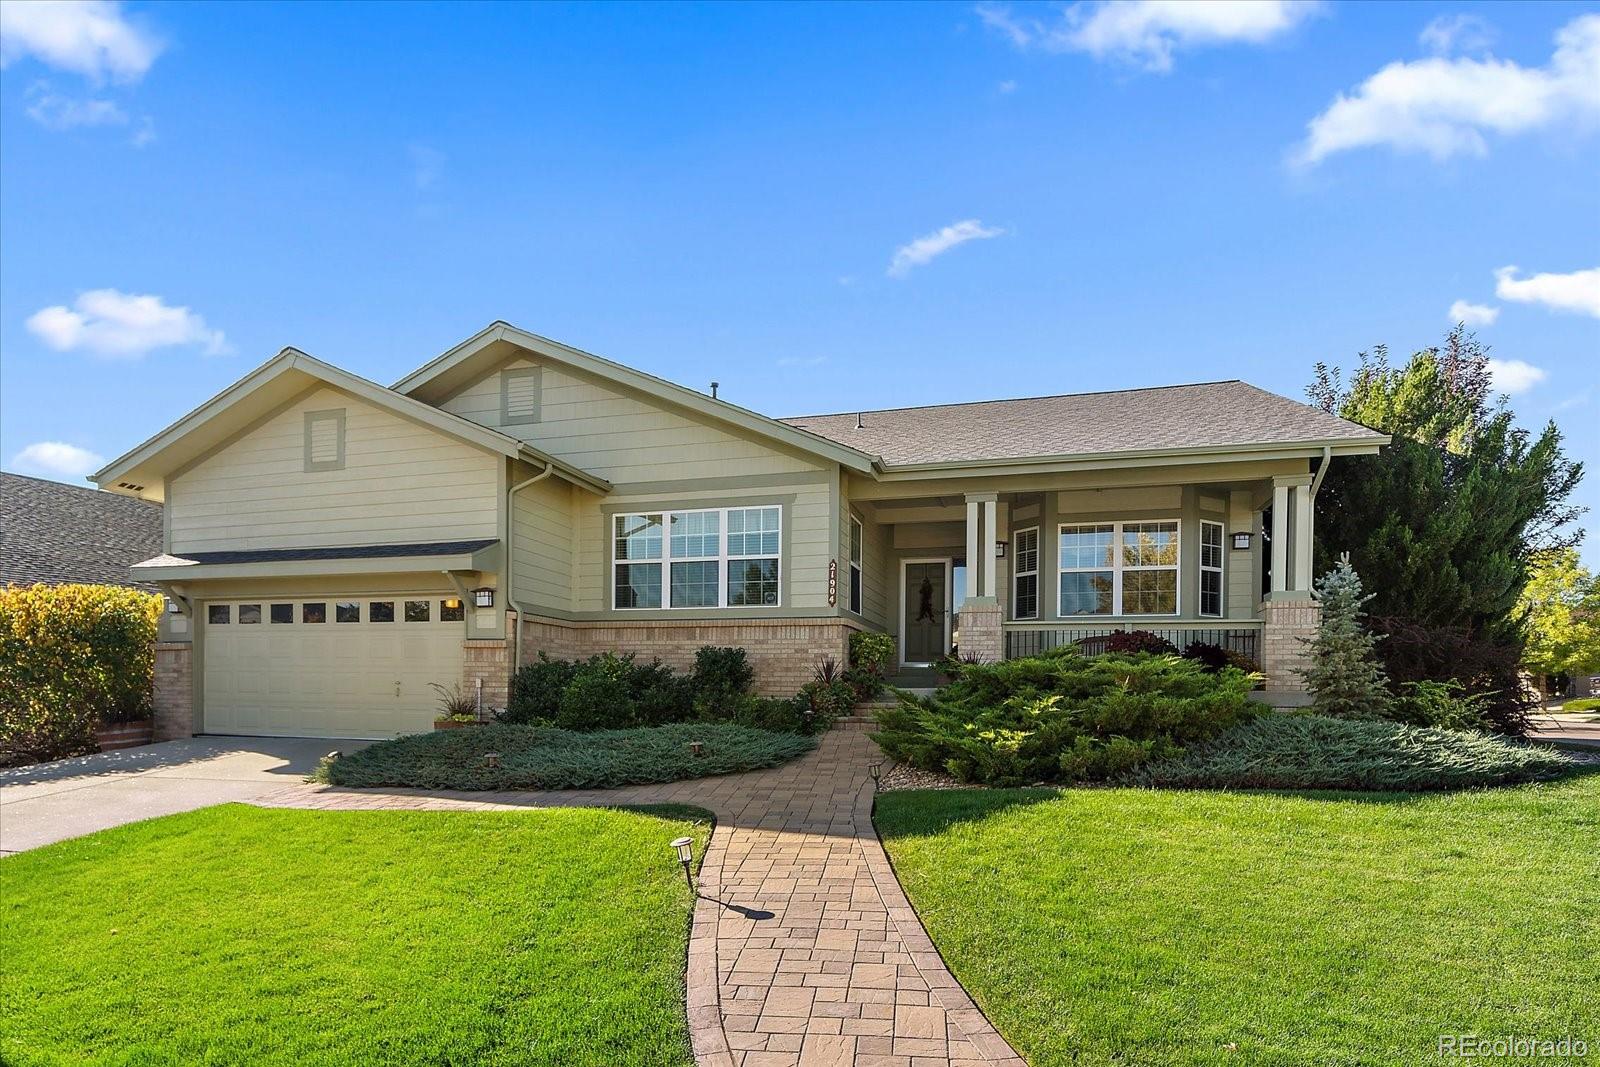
[254,722,1025,1066]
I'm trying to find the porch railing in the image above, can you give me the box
[1004,621,1261,663]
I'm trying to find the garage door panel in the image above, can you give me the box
[203,595,466,739]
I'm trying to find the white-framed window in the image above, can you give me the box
[1012,526,1039,620]
[1058,520,1180,616]
[848,515,863,614]
[1200,520,1224,618]
[614,505,781,610]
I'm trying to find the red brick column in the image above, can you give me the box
[153,642,193,740]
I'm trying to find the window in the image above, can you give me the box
[404,600,430,622]
[208,604,230,624]
[303,409,345,472]
[440,598,465,622]
[1200,520,1224,618]
[1012,527,1039,620]
[1058,520,1180,616]
[500,367,541,426]
[238,604,262,624]
[613,505,782,609]
[370,601,395,622]
[302,602,326,624]
[336,602,360,623]
[848,515,863,614]
[270,603,293,624]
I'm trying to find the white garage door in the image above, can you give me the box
[204,595,466,738]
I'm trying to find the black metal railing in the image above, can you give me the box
[1004,625,1260,663]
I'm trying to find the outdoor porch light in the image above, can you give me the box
[471,587,495,608]
[994,540,1007,558]
[443,596,462,610]
[670,836,695,892]
[1231,532,1252,550]
[869,761,883,789]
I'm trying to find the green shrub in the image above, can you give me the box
[556,654,637,731]
[0,583,163,766]
[871,649,1259,786]
[319,721,816,790]
[1129,713,1576,791]
[691,647,754,717]
[847,631,894,701]
[1393,679,1499,732]
[504,654,578,724]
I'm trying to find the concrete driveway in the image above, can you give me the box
[0,736,372,855]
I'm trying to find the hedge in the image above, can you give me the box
[0,583,163,766]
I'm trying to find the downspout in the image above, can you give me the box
[506,461,556,678]
[1309,445,1332,498]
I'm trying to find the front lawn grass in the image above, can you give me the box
[1,803,710,1067]
[320,721,815,790]
[876,775,1600,1067]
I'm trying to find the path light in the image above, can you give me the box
[483,752,502,769]
[689,740,705,757]
[670,836,695,892]
[869,761,883,790]
[324,750,343,762]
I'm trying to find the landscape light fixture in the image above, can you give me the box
[869,761,883,790]
[689,740,705,757]
[670,837,695,892]
[483,752,502,769]
[471,587,495,608]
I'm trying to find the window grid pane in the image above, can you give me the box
[615,562,662,609]
[849,517,863,566]
[238,604,262,624]
[1060,525,1115,569]
[1201,571,1223,617]
[728,507,780,557]
[1015,573,1038,620]
[370,601,395,622]
[336,602,360,623]
[208,604,231,624]
[614,514,663,561]
[270,603,293,624]
[670,560,720,607]
[670,511,720,559]
[728,559,779,606]
[1060,572,1114,615]
[1123,569,1178,615]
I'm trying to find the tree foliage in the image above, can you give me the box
[1517,548,1600,680]
[1308,326,1584,634]
[1298,556,1392,719]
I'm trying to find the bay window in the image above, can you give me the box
[614,505,781,609]
[1058,520,1180,616]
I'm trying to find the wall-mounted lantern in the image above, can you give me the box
[1231,532,1253,551]
[471,587,495,608]
[994,541,1008,558]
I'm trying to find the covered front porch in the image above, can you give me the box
[845,458,1329,701]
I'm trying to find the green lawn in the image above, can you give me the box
[1,803,710,1067]
[876,775,1600,1067]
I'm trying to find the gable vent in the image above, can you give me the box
[304,409,346,472]
[500,367,542,427]
[117,481,146,491]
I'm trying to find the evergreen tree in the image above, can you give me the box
[1298,555,1393,719]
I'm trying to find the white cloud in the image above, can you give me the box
[998,79,1018,93]
[1295,14,1600,165]
[1419,14,1495,57]
[977,1,1321,73]
[10,441,106,481]
[1485,359,1547,395]
[408,143,445,190]
[888,220,1005,278]
[777,355,828,368]
[0,0,162,83]
[24,82,127,129]
[26,290,230,359]
[1494,265,1600,318]
[1448,299,1499,326]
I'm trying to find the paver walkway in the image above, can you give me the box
[255,722,1025,1067]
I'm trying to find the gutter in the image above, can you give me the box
[1309,445,1333,498]
[506,461,556,678]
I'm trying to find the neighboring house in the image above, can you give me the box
[0,472,164,591]
[93,323,1387,741]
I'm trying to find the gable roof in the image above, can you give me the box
[394,322,879,474]
[0,473,164,590]
[91,347,611,501]
[781,381,1387,469]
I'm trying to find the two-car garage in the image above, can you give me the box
[202,593,467,738]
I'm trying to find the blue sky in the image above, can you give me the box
[3,1,1598,563]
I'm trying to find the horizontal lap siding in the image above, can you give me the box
[169,386,498,553]
[512,476,572,612]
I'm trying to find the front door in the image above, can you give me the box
[902,561,948,665]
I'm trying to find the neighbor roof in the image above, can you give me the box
[780,380,1386,469]
[0,473,164,590]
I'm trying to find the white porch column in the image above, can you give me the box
[965,501,981,600]
[982,499,998,596]
[1291,483,1314,593]
[1270,484,1289,594]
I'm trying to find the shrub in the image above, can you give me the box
[1392,680,1499,733]
[0,583,163,766]
[1181,641,1260,676]
[318,721,817,790]
[556,654,637,731]
[1129,714,1575,791]
[1299,556,1392,720]
[503,654,578,724]
[1103,630,1178,656]
[691,647,754,718]
[848,631,894,700]
[429,682,478,722]
[1370,615,1534,737]
[871,649,1259,787]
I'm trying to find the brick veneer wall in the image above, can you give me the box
[462,638,512,718]
[1260,597,1320,701]
[153,642,193,740]
[514,614,859,696]
[960,600,1003,663]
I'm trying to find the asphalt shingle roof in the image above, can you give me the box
[779,380,1383,467]
[1,473,165,590]
[135,539,498,568]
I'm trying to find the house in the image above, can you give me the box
[0,472,164,591]
[92,323,1388,741]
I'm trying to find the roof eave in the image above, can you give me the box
[872,436,1390,479]
[130,542,502,583]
